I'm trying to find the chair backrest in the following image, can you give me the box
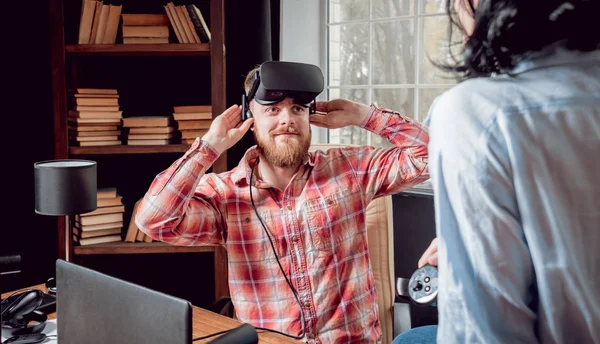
[365,195,396,344]
[310,144,395,344]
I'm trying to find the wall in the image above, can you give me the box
[280,0,328,143]
[0,1,55,293]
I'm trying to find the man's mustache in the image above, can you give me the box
[270,126,300,135]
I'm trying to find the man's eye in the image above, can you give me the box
[293,106,306,112]
[266,107,278,113]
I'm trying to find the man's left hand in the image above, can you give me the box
[311,99,371,129]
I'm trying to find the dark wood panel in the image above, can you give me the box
[50,0,69,261]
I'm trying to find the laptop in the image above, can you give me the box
[56,259,192,344]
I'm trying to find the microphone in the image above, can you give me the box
[0,255,21,276]
[207,323,258,344]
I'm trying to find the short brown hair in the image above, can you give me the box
[244,65,260,94]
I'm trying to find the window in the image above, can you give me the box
[326,0,458,146]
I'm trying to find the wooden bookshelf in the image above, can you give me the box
[74,241,218,255]
[65,43,211,56]
[49,0,229,302]
[69,144,192,155]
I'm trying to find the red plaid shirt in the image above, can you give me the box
[136,105,429,343]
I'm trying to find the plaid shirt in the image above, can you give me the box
[136,104,429,343]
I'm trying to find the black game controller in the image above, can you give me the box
[396,264,438,307]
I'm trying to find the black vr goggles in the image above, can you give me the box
[241,61,324,121]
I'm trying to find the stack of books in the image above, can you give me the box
[78,1,122,44]
[173,105,212,144]
[73,188,124,246]
[122,13,169,44]
[68,88,122,147]
[122,116,176,145]
[163,2,211,44]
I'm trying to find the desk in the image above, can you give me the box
[2,284,299,344]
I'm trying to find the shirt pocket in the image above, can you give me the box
[226,211,275,263]
[304,190,353,252]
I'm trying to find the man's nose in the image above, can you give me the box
[278,108,295,125]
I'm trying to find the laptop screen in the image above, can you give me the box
[56,259,192,344]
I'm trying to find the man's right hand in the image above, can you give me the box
[418,238,438,268]
[202,104,254,155]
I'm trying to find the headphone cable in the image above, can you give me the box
[249,157,307,340]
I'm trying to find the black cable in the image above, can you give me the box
[193,329,233,341]
[249,157,307,340]
[192,326,301,342]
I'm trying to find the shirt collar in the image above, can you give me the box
[231,146,316,186]
[509,43,600,75]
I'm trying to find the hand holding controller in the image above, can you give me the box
[396,264,438,307]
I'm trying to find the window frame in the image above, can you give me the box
[280,0,454,145]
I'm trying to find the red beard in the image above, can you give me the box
[254,126,311,168]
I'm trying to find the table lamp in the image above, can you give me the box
[34,159,97,261]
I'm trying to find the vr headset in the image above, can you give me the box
[241,61,324,121]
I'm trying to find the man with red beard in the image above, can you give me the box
[136,64,430,343]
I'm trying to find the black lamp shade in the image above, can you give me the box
[34,159,97,216]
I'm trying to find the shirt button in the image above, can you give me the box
[244,218,250,223]
[308,333,315,339]
[287,205,293,211]
[291,236,298,242]
[298,267,304,273]
[304,301,310,308]
[326,199,333,205]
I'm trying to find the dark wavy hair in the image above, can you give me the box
[441,0,600,80]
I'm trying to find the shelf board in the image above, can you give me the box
[73,241,218,255]
[69,144,191,155]
[65,43,211,56]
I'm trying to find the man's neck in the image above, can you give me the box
[256,155,302,191]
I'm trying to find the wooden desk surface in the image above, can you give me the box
[2,284,299,344]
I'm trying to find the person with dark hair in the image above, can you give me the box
[394,0,600,343]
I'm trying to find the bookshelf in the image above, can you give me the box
[49,0,228,302]
[65,43,210,55]
[73,242,219,255]
[69,143,192,155]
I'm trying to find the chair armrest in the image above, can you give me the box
[210,296,235,318]
[396,277,411,300]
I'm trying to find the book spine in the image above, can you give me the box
[185,5,209,43]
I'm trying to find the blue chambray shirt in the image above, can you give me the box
[427,45,600,343]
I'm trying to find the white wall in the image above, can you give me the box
[280,0,328,143]
[280,0,327,75]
